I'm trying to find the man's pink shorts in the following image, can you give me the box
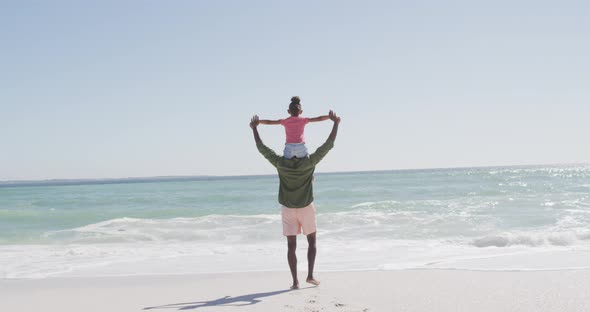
[281,203,317,236]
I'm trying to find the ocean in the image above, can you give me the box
[2,164,590,278]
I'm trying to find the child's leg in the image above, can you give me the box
[284,144,308,159]
[283,144,295,159]
[292,144,308,158]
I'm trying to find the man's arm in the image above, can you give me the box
[327,110,340,141]
[308,115,329,122]
[250,115,281,167]
[250,115,263,144]
[259,119,282,125]
[309,110,341,166]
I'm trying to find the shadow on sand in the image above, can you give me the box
[143,288,311,310]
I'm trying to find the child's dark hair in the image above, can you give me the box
[289,96,301,115]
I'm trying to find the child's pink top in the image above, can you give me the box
[280,116,310,144]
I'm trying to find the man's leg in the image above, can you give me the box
[306,232,320,285]
[287,235,299,289]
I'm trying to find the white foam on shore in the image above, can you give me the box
[4,237,590,279]
[471,230,590,247]
[42,215,283,244]
[5,211,590,279]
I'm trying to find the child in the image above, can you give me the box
[259,96,330,159]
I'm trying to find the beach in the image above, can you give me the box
[3,269,590,312]
[5,0,590,309]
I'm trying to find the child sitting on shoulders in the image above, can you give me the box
[259,96,330,159]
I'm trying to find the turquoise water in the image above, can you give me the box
[0,177,277,244]
[2,164,590,278]
[3,165,590,244]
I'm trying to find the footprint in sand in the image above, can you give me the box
[331,298,370,311]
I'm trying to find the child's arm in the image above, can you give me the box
[308,115,330,122]
[259,119,282,125]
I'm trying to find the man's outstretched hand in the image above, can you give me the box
[327,110,341,142]
[250,115,260,129]
[329,110,341,124]
[250,115,262,143]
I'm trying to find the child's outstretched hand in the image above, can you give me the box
[329,110,341,124]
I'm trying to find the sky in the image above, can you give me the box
[2,1,589,180]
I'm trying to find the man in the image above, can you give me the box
[250,110,341,289]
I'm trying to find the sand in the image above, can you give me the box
[2,269,590,312]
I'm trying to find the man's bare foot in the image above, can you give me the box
[306,278,320,286]
[290,282,299,290]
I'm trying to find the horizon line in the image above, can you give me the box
[1,162,588,186]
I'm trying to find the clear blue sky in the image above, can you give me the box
[2,1,589,180]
